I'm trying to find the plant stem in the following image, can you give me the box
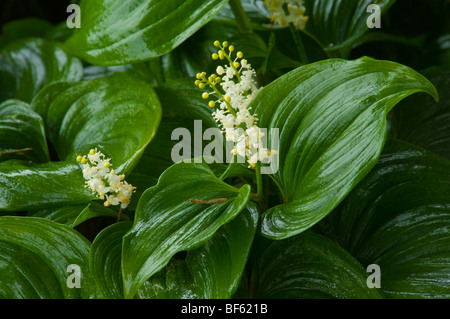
[211,85,237,117]
[255,162,263,200]
[229,0,252,33]
[117,208,123,222]
[222,47,242,82]
[0,147,32,156]
[288,23,309,64]
[282,3,309,64]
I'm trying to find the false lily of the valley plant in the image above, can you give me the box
[0,0,449,300]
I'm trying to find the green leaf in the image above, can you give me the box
[436,34,450,66]
[30,82,73,126]
[252,57,438,239]
[31,72,162,175]
[252,230,382,298]
[0,19,73,46]
[28,202,123,227]
[0,99,49,163]
[0,18,53,48]
[352,31,426,50]
[226,31,302,73]
[126,78,219,209]
[0,38,83,103]
[27,204,88,225]
[65,0,228,66]
[0,241,63,298]
[215,0,271,26]
[83,63,157,85]
[138,260,197,299]
[137,203,259,299]
[0,73,161,212]
[122,161,252,299]
[325,139,450,298]
[44,22,76,43]
[303,0,396,52]
[0,216,98,298]
[392,66,450,159]
[71,202,125,227]
[0,160,94,212]
[90,221,132,299]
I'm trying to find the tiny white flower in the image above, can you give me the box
[106,194,121,206]
[225,128,242,142]
[77,149,135,209]
[226,67,235,79]
[236,138,248,157]
[247,153,259,168]
[216,66,225,75]
[263,0,309,30]
[222,114,236,129]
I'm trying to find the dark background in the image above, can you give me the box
[0,0,72,26]
[1,0,448,33]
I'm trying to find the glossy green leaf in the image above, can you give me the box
[30,82,73,126]
[28,202,123,227]
[168,22,302,80]
[137,204,259,299]
[0,19,72,46]
[252,230,382,298]
[0,18,53,48]
[27,204,88,225]
[392,66,450,159]
[138,260,197,299]
[122,161,252,298]
[44,21,76,43]
[31,72,162,175]
[303,0,396,52]
[325,140,450,298]
[0,99,49,163]
[223,1,396,56]
[65,0,228,65]
[90,221,132,299]
[226,31,303,72]
[126,78,219,209]
[0,38,83,103]
[0,241,63,298]
[71,202,125,227]
[175,30,268,79]
[215,0,271,26]
[0,73,161,212]
[0,216,98,298]
[83,63,157,85]
[0,160,94,212]
[252,57,438,239]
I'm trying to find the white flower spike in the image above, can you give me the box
[194,41,277,169]
[77,148,136,209]
[263,0,309,30]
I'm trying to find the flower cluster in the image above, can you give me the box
[194,41,277,169]
[77,149,135,209]
[263,0,309,30]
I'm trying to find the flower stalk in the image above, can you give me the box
[195,41,279,204]
[264,0,310,63]
[282,2,309,64]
